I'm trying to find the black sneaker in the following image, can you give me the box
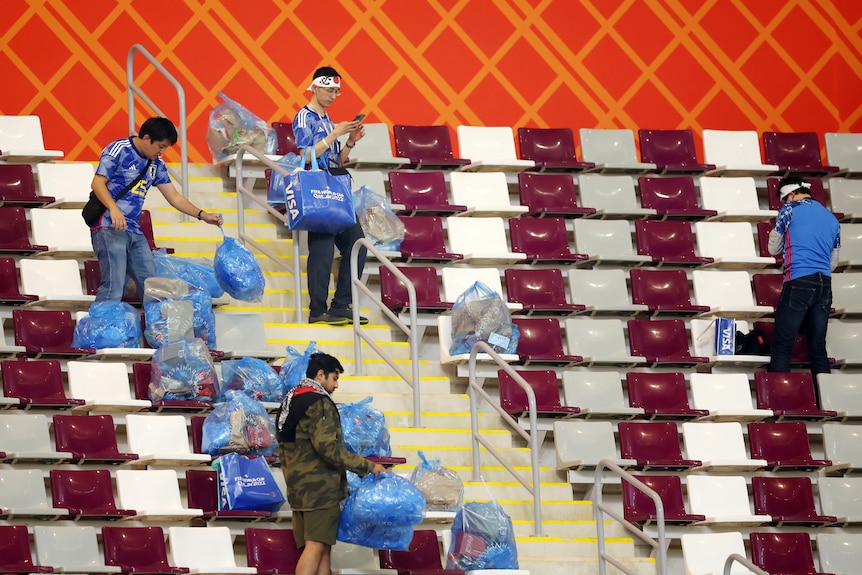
[308,313,349,325]
[329,307,369,325]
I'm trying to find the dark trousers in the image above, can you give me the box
[306,222,366,317]
[768,272,832,376]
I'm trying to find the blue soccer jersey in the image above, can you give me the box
[292,105,340,169]
[93,136,171,234]
[774,198,840,281]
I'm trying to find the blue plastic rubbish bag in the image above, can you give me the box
[446,501,519,571]
[221,357,285,403]
[214,225,265,302]
[449,281,520,356]
[149,338,219,402]
[212,452,285,511]
[353,185,405,251]
[201,389,275,456]
[338,397,392,457]
[143,277,216,350]
[153,248,224,299]
[72,300,141,349]
[279,341,320,393]
[409,451,464,511]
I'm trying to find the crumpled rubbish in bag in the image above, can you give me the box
[206,92,275,163]
[449,281,519,356]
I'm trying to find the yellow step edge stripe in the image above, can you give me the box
[514,536,634,543]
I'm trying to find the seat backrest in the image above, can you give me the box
[388,170,450,206]
[346,122,395,157]
[185,469,220,513]
[766,176,830,211]
[638,129,700,166]
[762,131,826,169]
[102,526,175,573]
[347,168,386,196]
[753,321,812,364]
[517,127,577,163]
[818,477,862,520]
[125,414,194,457]
[825,132,862,171]
[446,217,512,258]
[245,527,301,573]
[561,371,627,410]
[34,525,107,571]
[35,162,94,203]
[116,469,185,512]
[753,372,820,412]
[695,221,759,259]
[832,265,862,312]
[271,121,297,155]
[83,259,139,301]
[505,267,569,308]
[627,319,694,358]
[499,368,563,414]
[67,361,133,402]
[680,532,753,575]
[167,526,242,571]
[829,177,862,216]
[630,269,694,307]
[822,422,862,467]
[0,115,50,150]
[0,524,41,572]
[574,219,636,257]
[635,220,699,260]
[689,373,759,412]
[380,265,444,311]
[826,319,862,362]
[686,474,756,517]
[637,175,701,211]
[508,217,574,259]
[13,309,76,349]
[440,267,504,304]
[818,372,862,413]
[625,371,692,411]
[449,171,513,209]
[817,533,862,575]
[0,468,52,509]
[213,311,269,352]
[19,258,86,298]
[702,129,766,166]
[751,273,782,308]
[0,164,38,199]
[564,318,631,357]
[699,176,764,212]
[568,269,634,308]
[0,206,35,248]
[682,421,749,460]
[692,270,757,308]
[578,174,641,210]
[0,257,32,300]
[511,317,567,359]
[841,223,862,261]
[755,221,783,263]
[747,421,815,462]
[618,421,683,461]
[552,420,619,467]
[750,532,817,575]
[379,529,444,570]
[622,474,689,523]
[751,476,819,518]
[517,172,582,212]
[393,125,457,161]
[50,468,121,515]
[29,208,92,251]
[0,412,55,454]
[457,125,519,161]
[1,358,68,403]
[399,215,450,257]
[53,414,124,459]
[579,128,640,164]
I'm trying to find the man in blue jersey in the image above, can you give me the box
[90,117,223,301]
[767,176,840,378]
[293,66,368,325]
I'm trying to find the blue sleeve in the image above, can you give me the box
[153,160,171,186]
[95,146,120,181]
[774,204,792,235]
[292,116,315,149]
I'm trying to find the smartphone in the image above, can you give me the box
[353,113,366,122]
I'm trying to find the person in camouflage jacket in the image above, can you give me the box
[276,352,385,575]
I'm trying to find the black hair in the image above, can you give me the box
[775,175,809,199]
[306,352,344,379]
[139,117,178,145]
[313,66,341,80]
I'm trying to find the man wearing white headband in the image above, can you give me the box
[767,175,840,381]
[293,66,368,326]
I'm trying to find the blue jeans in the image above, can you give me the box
[91,227,155,302]
[768,272,832,376]
[306,222,366,317]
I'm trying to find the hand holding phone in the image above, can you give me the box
[353,113,366,122]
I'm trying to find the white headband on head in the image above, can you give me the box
[307,75,342,91]
[778,181,811,200]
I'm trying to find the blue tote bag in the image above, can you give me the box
[214,452,285,511]
[284,146,356,234]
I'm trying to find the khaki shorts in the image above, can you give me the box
[292,505,341,547]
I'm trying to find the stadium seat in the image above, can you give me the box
[553,420,635,471]
[436,314,518,366]
[828,177,862,221]
[83,259,141,303]
[749,532,827,575]
[167,526,256,574]
[831,270,862,318]
[446,217,526,264]
[629,268,710,316]
[695,221,775,268]
[690,318,772,368]
[0,257,37,305]
[507,217,589,264]
[702,129,780,176]
[838,223,862,270]
[132,361,212,412]
[116,469,203,521]
[29,208,93,257]
[504,268,585,315]
[755,221,783,268]
[822,422,862,474]
[511,317,582,366]
[440,266,514,309]
[765,176,837,216]
[13,308,94,358]
[686,475,769,526]
[0,164,55,207]
[498,368,579,418]
[517,126,595,172]
[753,372,837,420]
[125,414,211,466]
[634,220,714,267]
[271,121,298,155]
[825,132,862,176]
[681,532,756,575]
[379,529,457,574]
[577,174,656,219]
[18,258,94,309]
[517,172,595,218]
[762,131,839,176]
[35,161,95,208]
[213,311,282,360]
[748,421,831,471]
[139,210,174,254]
[102,525,188,575]
[626,319,709,367]
[753,320,835,367]
[826,319,862,367]
[699,176,777,221]
[341,122,409,168]
[0,206,49,255]
[561,371,644,419]
[579,128,656,174]
[818,477,862,526]
[66,361,150,412]
[348,168,387,197]
[625,372,707,419]
[380,265,451,315]
[0,524,52,574]
[751,273,783,313]
[817,532,862,574]
[637,175,716,220]
[681,421,767,471]
[396,216,464,263]
[393,125,469,170]
[245,527,303,574]
[691,270,772,318]
[0,115,63,162]
[0,468,66,519]
[33,525,122,573]
[53,414,137,464]
[456,125,534,172]
[618,421,701,470]
[563,318,646,367]
[186,469,271,521]
[0,358,84,408]
[638,128,715,174]
[449,171,528,217]
[0,412,72,463]
[622,474,705,525]
[573,219,651,266]
[751,476,837,526]
[388,171,467,216]
[818,372,862,420]
[567,269,649,316]
[688,373,772,421]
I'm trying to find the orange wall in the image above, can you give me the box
[1,0,860,163]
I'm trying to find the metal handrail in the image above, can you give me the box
[593,459,667,575]
[234,145,303,322]
[349,238,421,427]
[725,554,768,575]
[126,44,189,211]
[467,342,542,537]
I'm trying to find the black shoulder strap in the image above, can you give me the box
[112,159,152,203]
